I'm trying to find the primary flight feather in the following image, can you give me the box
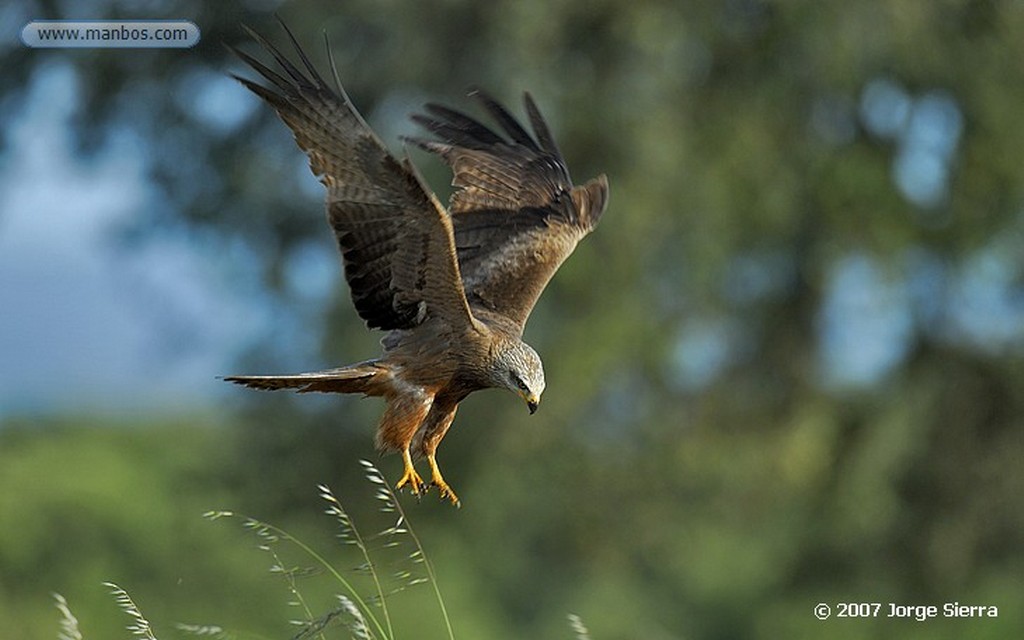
[225,21,609,506]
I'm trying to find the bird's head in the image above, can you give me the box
[493,339,546,414]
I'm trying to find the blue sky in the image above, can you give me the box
[0,61,265,416]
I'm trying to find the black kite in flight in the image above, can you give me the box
[225,23,608,506]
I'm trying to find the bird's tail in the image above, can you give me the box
[223,359,390,396]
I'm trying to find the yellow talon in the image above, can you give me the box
[428,454,460,507]
[395,448,426,496]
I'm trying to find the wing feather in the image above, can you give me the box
[231,21,475,333]
[406,92,609,330]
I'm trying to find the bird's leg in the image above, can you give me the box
[427,453,460,507]
[416,402,460,506]
[396,446,426,496]
[378,392,432,498]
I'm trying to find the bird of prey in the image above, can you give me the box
[225,23,608,506]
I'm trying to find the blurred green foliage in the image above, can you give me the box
[3,0,1024,638]
[0,418,281,638]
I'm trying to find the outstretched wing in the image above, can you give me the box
[407,91,608,332]
[230,22,475,333]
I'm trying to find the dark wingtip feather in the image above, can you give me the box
[234,21,319,93]
[274,14,327,89]
[411,108,503,150]
[523,92,562,157]
[425,104,504,144]
[322,30,344,94]
[230,73,288,109]
[228,43,294,94]
[470,88,538,149]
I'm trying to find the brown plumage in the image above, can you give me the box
[224,21,608,506]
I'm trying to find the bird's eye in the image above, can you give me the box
[512,373,528,391]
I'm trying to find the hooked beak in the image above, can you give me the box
[519,390,540,414]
